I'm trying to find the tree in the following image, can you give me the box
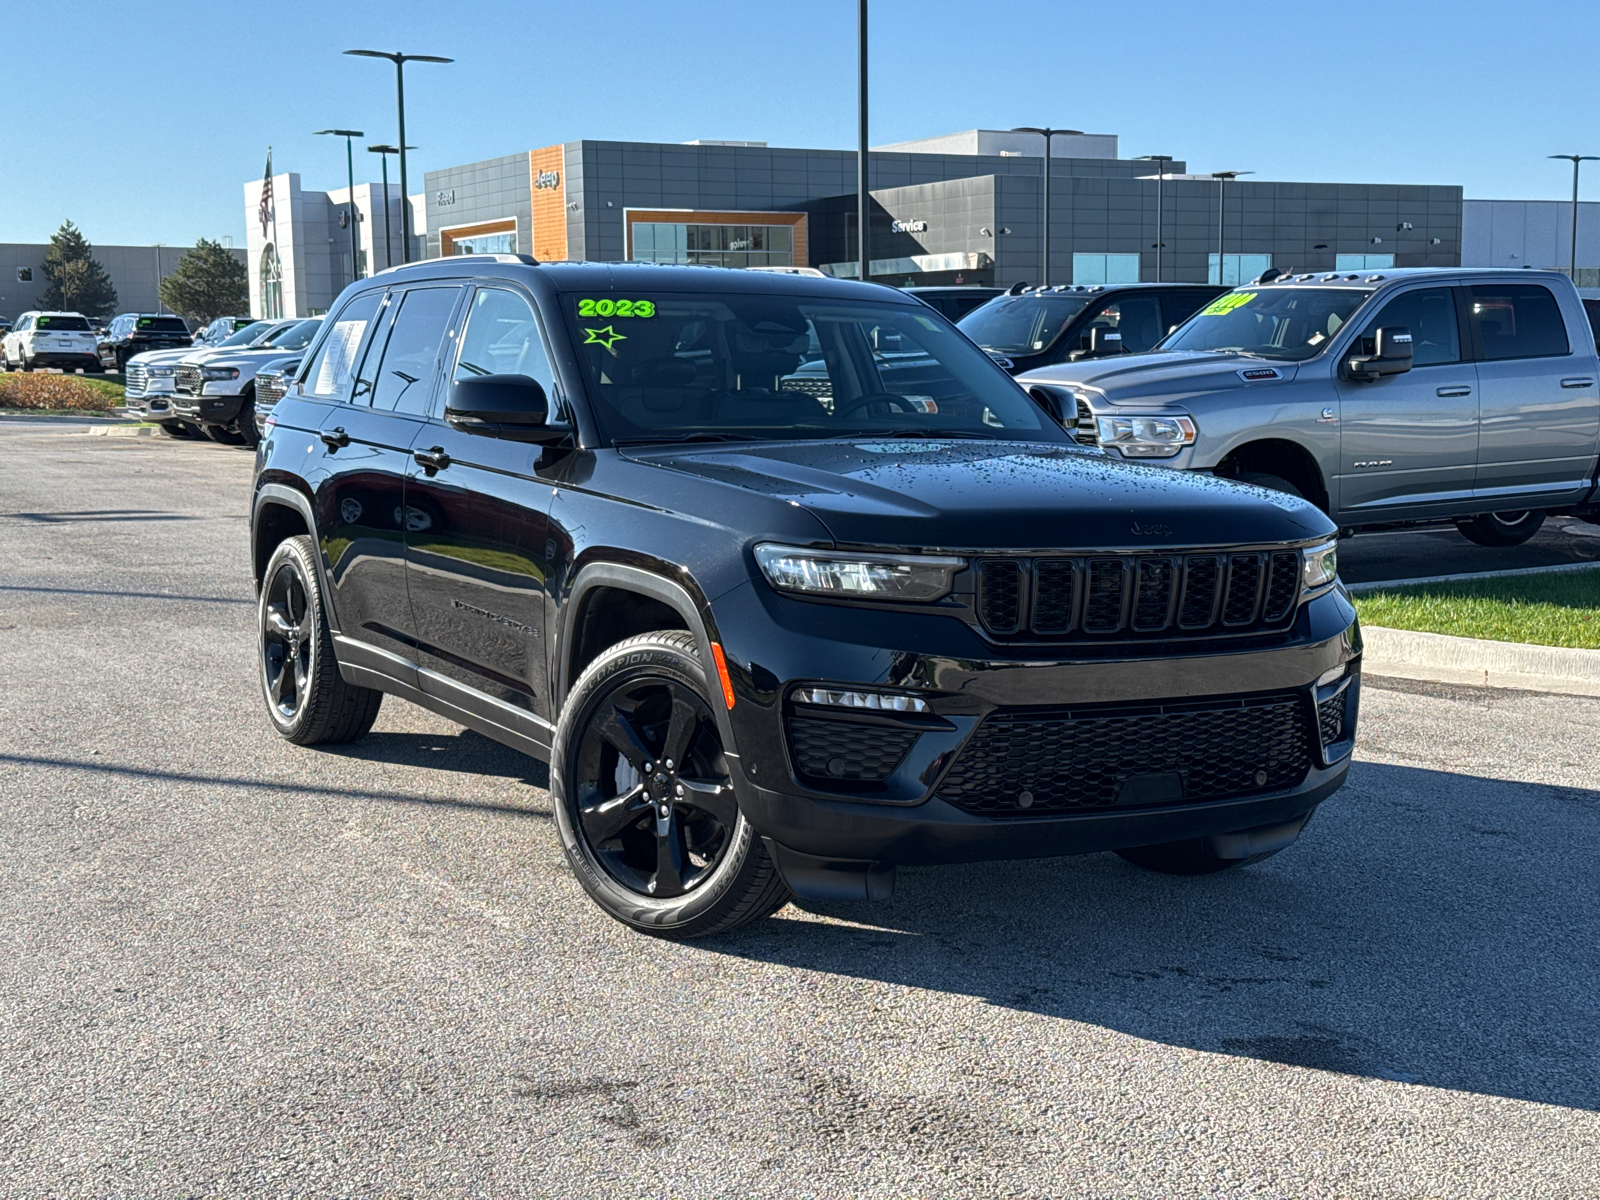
[39,221,118,316]
[159,239,249,324]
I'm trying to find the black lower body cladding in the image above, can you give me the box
[709,581,1360,891]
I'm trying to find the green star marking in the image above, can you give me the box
[583,325,627,351]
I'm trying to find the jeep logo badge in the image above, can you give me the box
[1130,520,1172,537]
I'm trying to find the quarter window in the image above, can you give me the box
[1355,287,1460,367]
[1466,284,1569,361]
[300,291,383,401]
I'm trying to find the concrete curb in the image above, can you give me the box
[1362,625,1600,697]
[85,424,155,437]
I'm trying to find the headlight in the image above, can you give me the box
[201,367,240,381]
[1302,539,1338,594]
[754,544,963,602]
[1096,414,1197,458]
[150,366,175,378]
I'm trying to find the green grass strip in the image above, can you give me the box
[1354,567,1600,649]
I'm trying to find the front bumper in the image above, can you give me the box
[712,581,1361,881]
[173,391,245,424]
[28,351,98,368]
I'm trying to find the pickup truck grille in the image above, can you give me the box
[256,372,289,406]
[124,364,149,396]
[975,549,1301,641]
[936,692,1312,818]
[1072,398,1097,444]
[175,365,203,396]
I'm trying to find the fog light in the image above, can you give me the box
[792,687,929,713]
[1316,664,1346,688]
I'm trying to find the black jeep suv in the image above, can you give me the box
[250,256,1360,938]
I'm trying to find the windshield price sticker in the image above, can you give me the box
[576,298,656,319]
[1201,292,1256,317]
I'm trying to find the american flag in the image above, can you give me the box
[258,149,274,240]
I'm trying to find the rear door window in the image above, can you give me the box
[300,291,383,401]
[1354,287,1461,366]
[1466,284,1569,360]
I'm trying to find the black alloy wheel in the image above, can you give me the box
[257,535,382,745]
[552,631,791,937]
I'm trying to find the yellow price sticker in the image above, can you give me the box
[1200,292,1256,317]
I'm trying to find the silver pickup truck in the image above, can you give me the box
[1020,268,1600,545]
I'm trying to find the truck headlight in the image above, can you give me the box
[150,366,175,378]
[1096,414,1197,458]
[754,544,963,602]
[1302,540,1339,594]
[201,367,240,381]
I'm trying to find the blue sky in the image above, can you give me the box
[4,0,1596,248]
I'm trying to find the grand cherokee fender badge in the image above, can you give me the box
[449,597,539,636]
[1237,366,1283,381]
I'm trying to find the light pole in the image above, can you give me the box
[317,129,365,285]
[1013,127,1084,286]
[1136,155,1174,281]
[1549,154,1599,280]
[154,244,164,313]
[1210,170,1253,285]
[345,50,453,263]
[368,143,415,271]
[857,0,869,284]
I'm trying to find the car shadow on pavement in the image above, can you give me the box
[318,729,552,790]
[700,761,1600,1113]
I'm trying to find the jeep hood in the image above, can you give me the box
[1019,351,1303,405]
[627,438,1331,550]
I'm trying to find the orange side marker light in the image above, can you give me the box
[709,642,736,710]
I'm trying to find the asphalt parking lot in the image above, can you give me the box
[2,415,1598,1198]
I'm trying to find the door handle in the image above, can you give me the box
[318,426,350,449]
[413,446,451,472]
[1561,377,1595,389]
[1435,386,1472,397]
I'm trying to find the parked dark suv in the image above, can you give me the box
[959,282,1228,374]
[97,313,193,371]
[250,256,1360,938]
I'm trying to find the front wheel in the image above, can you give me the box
[258,535,383,745]
[551,631,791,938]
[203,423,248,446]
[1456,510,1545,547]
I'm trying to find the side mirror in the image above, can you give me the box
[1027,384,1079,431]
[446,374,564,443]
[1344,325,1413,382]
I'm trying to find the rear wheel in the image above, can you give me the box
[1456,510,1545,547]
[552,631,791,938]
[258,535,383,745]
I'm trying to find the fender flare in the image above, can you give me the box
[252,482,342,635]
[555,561,736,750]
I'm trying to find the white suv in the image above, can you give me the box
[2,311,101,372]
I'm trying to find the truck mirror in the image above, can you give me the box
[1343,325,1413,382]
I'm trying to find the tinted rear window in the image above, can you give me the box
[1467,284,1569,360]
[36,315,91,331]
[135,317,189,333]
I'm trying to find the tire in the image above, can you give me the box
[1116,840,1284,875]
[1455,510,1545,547]
[157,422,192,439]
[258,535,383,746]
[203,423,248,446]
[236,392,260,448]
[551,630,791,939]
[1234,471,1306,499]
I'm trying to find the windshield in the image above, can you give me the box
[220,321,272,348]
[36,315,91,332]
[1160,287,1373,361]
[957,294,1092,355]
[561,291,1061,446]
[136,317,188,333]
[259,318,321,351]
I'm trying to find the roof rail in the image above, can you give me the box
[375,252,538,275]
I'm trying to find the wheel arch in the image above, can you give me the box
[1215,437,1330,513]
[252,483,340,630]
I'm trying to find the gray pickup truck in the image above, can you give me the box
[1019,268,1600,545]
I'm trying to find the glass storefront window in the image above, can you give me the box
[1208,253,1273,286]
[631,221,794,269]
[454,231,517,255]
[1335,253,1395,271]
[1072,253,1141,285]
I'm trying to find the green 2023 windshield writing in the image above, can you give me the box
[576,298,656,318]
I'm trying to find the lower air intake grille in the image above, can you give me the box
[936,694,1311,818]
[789,716,919,782]
[1318,691,1345,745]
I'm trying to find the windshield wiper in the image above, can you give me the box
[612,432,774,448]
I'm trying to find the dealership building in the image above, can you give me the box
[243,127,1482,316]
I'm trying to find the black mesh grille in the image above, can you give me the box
[936,695,1312,818]
[978,560,1023,634]
[976,549,1302,642]
[1318,691,1345,745]
[1222,554,1264,625]
[1262,552,1300,623]
[788,716,919,782]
